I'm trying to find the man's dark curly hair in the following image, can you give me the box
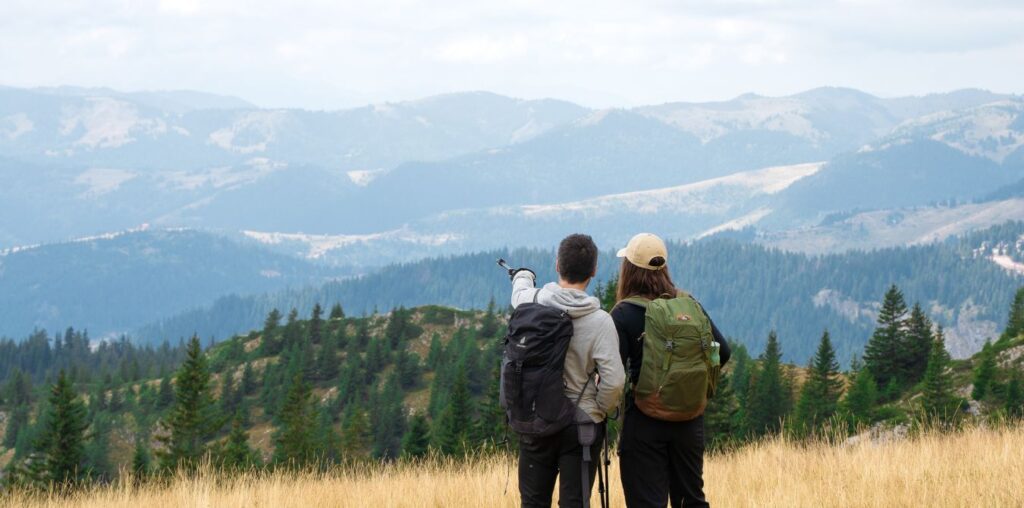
[557,233,598,284]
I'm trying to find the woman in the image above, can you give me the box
[610,233,731,508]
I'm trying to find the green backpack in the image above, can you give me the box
[622,293,721,421]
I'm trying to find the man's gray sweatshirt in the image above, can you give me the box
[511,271,625,423]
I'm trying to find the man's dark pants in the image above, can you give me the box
[519,422,606,508]
[619,405,709,508]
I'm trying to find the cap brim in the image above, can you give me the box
[616,247,628,258]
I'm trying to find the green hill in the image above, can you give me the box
[1,285,1022,483]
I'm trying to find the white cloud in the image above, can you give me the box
[0,0,1021,109]
[158,0,203,15]
[435,35,529,64]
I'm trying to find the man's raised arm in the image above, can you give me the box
[510,269,538,309]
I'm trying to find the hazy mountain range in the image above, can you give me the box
[1,84,1023,357]
[2,85,1021,250]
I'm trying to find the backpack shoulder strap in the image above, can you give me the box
[678,291,709,317]
[616,296,651,310]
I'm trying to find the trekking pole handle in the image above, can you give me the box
[497,258,514,272]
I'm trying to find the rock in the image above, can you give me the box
[843,422,910,447]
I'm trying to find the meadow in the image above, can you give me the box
[3,423,1022,508]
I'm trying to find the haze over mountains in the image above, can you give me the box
[2,85,1022,250]
[1,84,1023,358]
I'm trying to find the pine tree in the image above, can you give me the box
[4,407,30,452]
[902,303,934,384]
[157,374,175,409]
[426,333,444,371]
[728,344,753,432]
[221,414,260,471]
[3,368,32,404]
[594,277,618,312]
[314,406,341,465]
[315,333,340,381]
[794,331,843,433]
[335,352,363,412]
[261,308,283,355]
[131,439,151,481]
[479,298,499,338]
[971,340,997,401]
[329,303,346,320]
[432,363,474,454]
[384,307,413,349]
[36,371,88,486]
[402,413,431,458]
[704,367,740,450]
[864,285,909,391]
[745,331,791,437]
[1001,287,1024,342]
[340,401,371,458]
[921,327,962,424]
[354,319,371,349]
[431,404,460,456]
[1005,370,1023,420]
[273,374,317,468]
[301,340,317,384]
[473,363,506,448]
[448,363,474,437]
[282,308,302,349]
[240,362,257,396]
[841,358,878,430]
[370,373,406,459]
[396,351,421,389]
[219,369,240,416]
[158,336,221,472]
[84,413,115,481]
[261,362,284,418]
[365,337,388,375]
[3,369,33,449]
[309,303,324,344]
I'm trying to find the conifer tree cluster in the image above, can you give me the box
[862,286,940,399]
[3,283,1022,491]
[706,284,1024,442]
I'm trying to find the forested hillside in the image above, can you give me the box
[139,223,1024,364]
[2,284,1022,489]
[0,229,347,339]
[0,303,509,484]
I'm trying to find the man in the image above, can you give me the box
[510,233,626,508]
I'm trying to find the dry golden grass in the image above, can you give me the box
[5,424,1024,508]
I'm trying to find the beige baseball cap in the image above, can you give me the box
[617,233,668,270]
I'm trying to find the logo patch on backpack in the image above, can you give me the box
[676,314,691,321]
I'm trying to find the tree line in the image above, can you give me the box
[3,285,1023,492]
[137,221,1024,365]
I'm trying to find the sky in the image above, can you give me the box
[1,0,1022,110]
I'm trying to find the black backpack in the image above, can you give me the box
[500,297,576,437]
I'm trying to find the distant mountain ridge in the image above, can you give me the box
[136,222,1024,364]
[238,162,826,266]
[2,85,1021,248]
[0,229,346,340]
[3,84,1024,361]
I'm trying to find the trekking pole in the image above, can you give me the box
[598,428,606,508]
